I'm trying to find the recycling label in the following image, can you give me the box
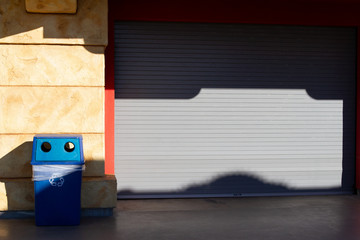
[49,173,65,187]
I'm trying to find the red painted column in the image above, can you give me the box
[104,7,115,175]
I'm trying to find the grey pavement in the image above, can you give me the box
[1,195,360,240]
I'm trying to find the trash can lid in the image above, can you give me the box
[31,134,84,165]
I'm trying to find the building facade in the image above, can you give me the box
[1,0,360,211]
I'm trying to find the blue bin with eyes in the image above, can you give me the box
[31,134,85,226]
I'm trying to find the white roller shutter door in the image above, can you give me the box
[114,22,356,198]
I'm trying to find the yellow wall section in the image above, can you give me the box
[25,0,77,14]
[0,87,104,133]
[0,45,104,86]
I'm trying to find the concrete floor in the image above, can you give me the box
[1,195,360,240]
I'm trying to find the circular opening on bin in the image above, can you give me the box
[64,142,75,152]
[41,142,51,152]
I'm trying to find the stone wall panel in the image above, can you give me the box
[0,45,105,86]
[0,0,108,45]
[25,0,77,14]
[0,87,104,134]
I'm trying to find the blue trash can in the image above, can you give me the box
[31,134,85,226]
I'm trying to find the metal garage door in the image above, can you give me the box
[114,22,356,198]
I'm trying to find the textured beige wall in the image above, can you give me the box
[0,0,114,210]
[25,0,77,14]
[0,45,104,86]
[0,87,104,133]
[0,0,107,45]
[0,86,105,177]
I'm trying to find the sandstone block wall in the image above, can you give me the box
[25,0,78,14]
[0,0,116,211]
